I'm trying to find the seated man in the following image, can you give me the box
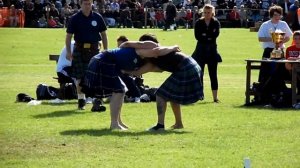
[55,41,105,112]
[55,41,76,102]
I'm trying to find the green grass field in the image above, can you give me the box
[0,28,299,167]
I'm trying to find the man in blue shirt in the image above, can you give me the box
[65,0,108,110]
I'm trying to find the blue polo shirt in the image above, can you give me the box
[67,11,107,43]
[109,48,143,70]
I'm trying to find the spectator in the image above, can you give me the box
[49,3,62,24]
[101,7,116,27]
[9,4,19,27]
[229,6,241,27]
[37,14,47,28]
[250,2,261,22]
[149,7,157,28]
[239,5,247,28]
[48,15,63,27]
[186,8,193,27]
[155,7,165,28]
[110,0,120,12]
[119,6,132,27]
[176,7,187,27]
[164,0,177,30]
[192,4,222,103]
[33,0,45,20]
[60,3,73,27]
[23,0,35,27]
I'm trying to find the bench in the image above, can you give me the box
[49,54,59,63]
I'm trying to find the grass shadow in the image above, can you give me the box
[234,103,296,111]
[41,101,78,106]
[60,128,191,137]
[32,110,84,118]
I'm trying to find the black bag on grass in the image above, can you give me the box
[60,83,77,100]
[36,83,59,100]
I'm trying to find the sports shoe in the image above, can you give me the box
[134,97,140,103]
[78,99,86,110]
[91,98,106,112]
[86,97,93,104]
[147,123,165,131]
[49,98,65,104]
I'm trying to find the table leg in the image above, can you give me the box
[245,61,251,104]
[292,64,297,105]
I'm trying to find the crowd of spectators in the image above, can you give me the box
[1,0,300,29]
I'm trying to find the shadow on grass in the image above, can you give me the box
[234,103,296,111]
[60,128,191,137]
[41,101,77,106]
[32,110,84,118]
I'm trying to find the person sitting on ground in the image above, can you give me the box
[54,41,104,111]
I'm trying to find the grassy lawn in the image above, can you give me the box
[0,28,299,167]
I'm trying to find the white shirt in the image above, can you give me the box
[257,20,293,49]
[56,41,74,75]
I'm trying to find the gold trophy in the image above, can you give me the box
[270,29,286,59]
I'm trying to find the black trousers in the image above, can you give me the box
[199,62,218,90]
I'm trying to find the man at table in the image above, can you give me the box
[258,31,300,106]
[257,5,293,84]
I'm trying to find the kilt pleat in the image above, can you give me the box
[156,57,204,105]
[81,53,127,98]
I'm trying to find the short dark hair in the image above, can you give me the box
[269,5,283,18]
[139,33,159,43]
[293,30,300,37]
[117,35,129,43]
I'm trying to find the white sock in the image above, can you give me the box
[78,94,86,100]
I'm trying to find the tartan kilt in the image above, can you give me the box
[81,53,127,98]
[71,48,99,79]
[156,57,204,105]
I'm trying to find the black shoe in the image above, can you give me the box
[147,123,165,131]
[91,98,106,112]
[78,99,86,110]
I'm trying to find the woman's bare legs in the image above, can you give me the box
[110,92,127,130]
[170,102,183,129]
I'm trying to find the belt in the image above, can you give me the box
[75,42,99,50]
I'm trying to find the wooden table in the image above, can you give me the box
[245,59,300,105]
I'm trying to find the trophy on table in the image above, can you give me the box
[270,29,286,59]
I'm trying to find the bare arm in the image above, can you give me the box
[66,33,73,61]
[100,31,108,50]
[119,41,158,49]
[122,62,162,76]
[135,45,181,58]
[258,36,290,43]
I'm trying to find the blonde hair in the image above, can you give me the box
[201,4,215,16]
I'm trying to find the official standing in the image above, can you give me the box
[66,0,108,110]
